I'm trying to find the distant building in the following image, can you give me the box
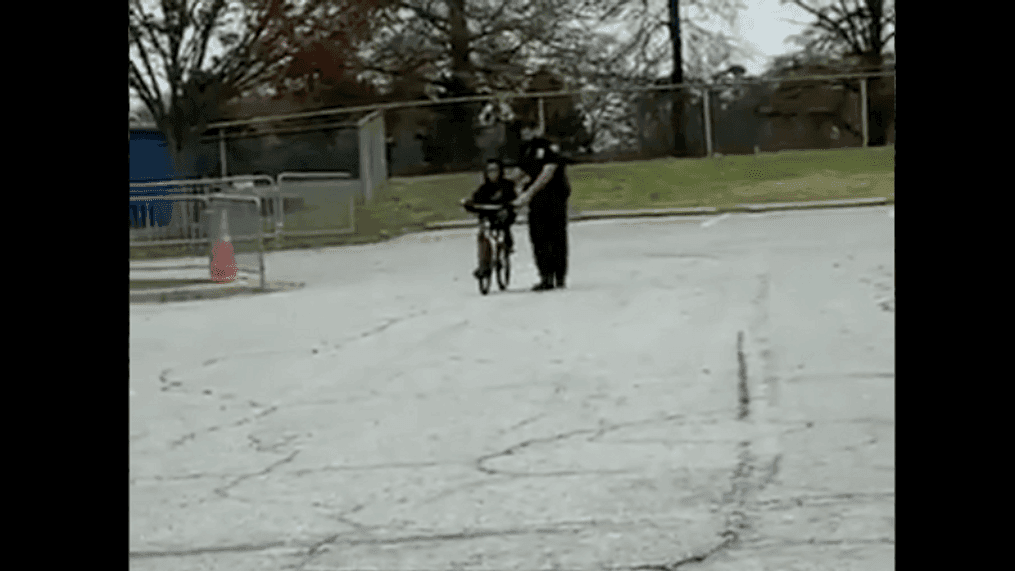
[129,123,174,183]
[129,123,176,228]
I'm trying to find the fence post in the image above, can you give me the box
[703,86,714,157]
[636,96,647,155]
[275,178,284,251]
[538,97,545,136]
[257,196,266,289]
[358,113,373,202]
[219,129,227,177]
[861,78,869,148]
[350,190,356,234]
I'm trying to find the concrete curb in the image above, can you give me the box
[130,280,305,305]
[423,197,892,231]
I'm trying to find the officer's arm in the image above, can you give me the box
[505,169,528,192]
[513,164,557,207]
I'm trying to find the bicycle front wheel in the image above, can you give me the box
[496,241,510,290]
[477,234,493,295]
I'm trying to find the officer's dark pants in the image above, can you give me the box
[528,201,568,286]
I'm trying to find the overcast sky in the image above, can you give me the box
[733,0,811,75]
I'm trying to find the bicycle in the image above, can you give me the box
[462,201,512,295]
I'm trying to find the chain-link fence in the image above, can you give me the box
[182,70,893,187]
[440,71,895,166]
[131,70,893,256]
[358,110,387,202]
[275,172,359,242]
[198,71,892,180]
[130,177,277,241]
[129,172,361,255]
[147,70,894,187]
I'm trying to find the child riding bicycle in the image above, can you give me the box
[462,158,518,251]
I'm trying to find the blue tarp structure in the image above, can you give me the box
[129,127,176,227]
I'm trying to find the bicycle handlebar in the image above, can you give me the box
[470,203,511,211]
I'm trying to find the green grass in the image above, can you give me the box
[363,145,894,226]
[131,145,894,259]
[569,145,894,211]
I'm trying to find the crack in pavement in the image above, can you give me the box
[737,331,750,420]
[130,540,294,559]
[501,413,547,434]
[475,413,694,476]
[476,427,599,475]
[630,530,739,571]
[753,491,895,511]
[292,461,444,476]
[169,405,279,449]
[213,450,300,498]
[249,433,298,453]
[135,460,455,485]
[646,316,781,570]
[130,472,231,484]
[330,309,430,352]
[293,533,341,571]
[158,367,183,392]
[196,349,303,368]
[131,522,587,560]
[752,537,895,548]
[155,360,286,450]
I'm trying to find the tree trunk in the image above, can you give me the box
[859,52,888,147]
[868,0,884,54]
[448,0,470,82]
[668,0,689,157]
[863,2,888,147]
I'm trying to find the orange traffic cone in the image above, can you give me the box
[210,209,237,283]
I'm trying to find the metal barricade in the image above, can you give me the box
[128,193,265,288]
[276,172,358,244]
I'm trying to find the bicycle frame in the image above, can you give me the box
[477,216,505,248]
[465,201,511,293]
[471,204,508,251]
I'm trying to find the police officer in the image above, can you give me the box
[511,137,571,291]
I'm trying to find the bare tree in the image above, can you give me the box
[362,1,599,93]
[586,1,748,156]
[356,1,633,169]
[780,0,895,145]
[129,0,386,175]
[782,0,895,65]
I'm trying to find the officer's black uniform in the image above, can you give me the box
[518,139,571,290]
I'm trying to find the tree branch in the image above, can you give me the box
[129,61,164,120]
[395,1,450,34]
[832,0,862,52]
[191,0,227,74]
[129,26,163,108]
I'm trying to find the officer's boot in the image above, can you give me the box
[532,274,555,291]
